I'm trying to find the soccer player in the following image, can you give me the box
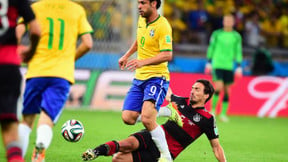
[0,0,40,161]
[82,79,227,162]
[16,0,93,161]
[205,14,243,122]
[118,0,173,161]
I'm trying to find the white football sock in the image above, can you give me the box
[150,125,172,161]
[158,106,172,117]
[36,124,53,149]
[18,123,32,157]
[136,116,142,123]
[137,106,172,123]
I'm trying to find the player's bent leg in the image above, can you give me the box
[112,152,133,162]
[19,114,36,157]
[220,84,232,122]
[141,101,158,130]
[36,111,53,148]
[82,140,120,160]
[32,111,54,162]
[213,80,224,92]
[211,80,224,115]
[122,110,139,125]
[118,136,139,152]
[1,120,24,162]
[1,121,18,146]
[142,101,172,162]
[82,149,98,161]
[31,142,45,162]
[157,106,172,117]
[82,136,139,161]
[22,114,37,128]
[166,103,183,127]
[37,111,54,127]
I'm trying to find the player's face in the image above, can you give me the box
[138,0,153,18]
[223,15,235,28]
[189,82,207,106]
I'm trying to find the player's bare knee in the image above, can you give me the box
[122,142,136,151]
[122,117,136,125]
[112,152,123,162]
[122,112,137,125]
[141,115,153,128]
[112,155,119,162]
[123,120,136,125]
[22,114,36,128]
[0,120,15,131]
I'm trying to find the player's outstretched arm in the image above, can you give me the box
[119,40,137,70]
[75,33,93,60]
[16,24,26,45]
[16,20,41,63]
[210,138,227,162]
[125,51,173,71]
[27,20,41,55]
[141,51,172,66]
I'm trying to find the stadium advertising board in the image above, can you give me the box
[21,68,286,117]
[88,71,288,117]
[168,73,288,118]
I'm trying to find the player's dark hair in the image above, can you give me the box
[196,79,215,103]
[150,0,161,9]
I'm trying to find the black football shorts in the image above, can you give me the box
[131,129,161,162]
[0,65,21,121]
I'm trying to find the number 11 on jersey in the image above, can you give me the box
[46,17,65,50]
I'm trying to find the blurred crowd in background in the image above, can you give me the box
[80,1,133,42]
[80,0,288,50]
[164,0,288,49]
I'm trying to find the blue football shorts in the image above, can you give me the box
[123,77,169,112]
[22,77,70,123]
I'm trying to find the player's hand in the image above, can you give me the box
[126,59,143,71]
[234,67,243,79]
[205,63,212,74]
[17,45,30,63]
[118,56,128,70]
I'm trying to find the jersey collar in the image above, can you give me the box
[190,105,205,110]
[146,15,161,27]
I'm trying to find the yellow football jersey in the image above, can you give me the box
[136,16,172,81]
[26,0,93,83]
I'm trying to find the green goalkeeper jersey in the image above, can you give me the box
[207,29,243,70]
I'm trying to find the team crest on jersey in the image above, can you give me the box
[150,29,155,37]
[193,114,201,122]
[165,35,172,43]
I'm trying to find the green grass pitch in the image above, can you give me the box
[1,109,288,162]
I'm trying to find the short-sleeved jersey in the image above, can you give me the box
[25,0,93,83]
[136,16,172,81]
[0,0,35,65]
[162,95,219,158]
[207,29,242,70]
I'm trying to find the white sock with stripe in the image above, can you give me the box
[36,124,53,149]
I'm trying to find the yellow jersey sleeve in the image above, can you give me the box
[78,7,93,35]
[158,21,172,52]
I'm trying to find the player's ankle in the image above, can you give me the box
[6,144,23,162]
[161,152,172,160]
